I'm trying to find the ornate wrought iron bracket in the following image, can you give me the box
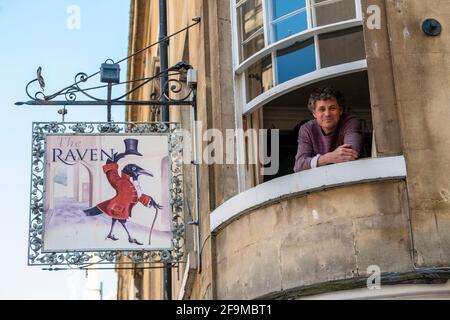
[15,61,197,122]
[15,18,201,122]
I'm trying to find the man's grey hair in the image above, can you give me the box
[307,86,346,113]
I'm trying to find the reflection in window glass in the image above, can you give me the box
[312,0,356,27]
[276,38,316,84]
[272,0,306,19]
[319,27,365,68]
[237,0,265,61]
[238,0,263,40]
[273,10,308,42]
[243,32,265,61]
[246,56,273,102]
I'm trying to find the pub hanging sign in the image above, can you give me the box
[28,122,184,267]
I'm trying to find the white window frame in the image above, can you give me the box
[231,0,250,193]
[244,59,367,114]
[235,18,362,74]
[235,0,362,73]
[235,0,266,63]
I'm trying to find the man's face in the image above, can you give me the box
[312,98,342,135]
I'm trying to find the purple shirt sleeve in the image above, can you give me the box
[341,116,364,157]
[293,124,314,172]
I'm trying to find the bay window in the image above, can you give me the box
[232,0,371,187]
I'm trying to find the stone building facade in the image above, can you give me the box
[117,0,450,299]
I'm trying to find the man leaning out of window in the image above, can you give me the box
[293,86,363,172]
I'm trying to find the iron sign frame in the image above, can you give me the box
[29,121,185,268]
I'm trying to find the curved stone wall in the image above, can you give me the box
[213,179,413,299]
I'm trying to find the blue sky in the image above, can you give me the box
[0,0,130,299]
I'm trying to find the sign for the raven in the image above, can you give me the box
[29,122,184,266]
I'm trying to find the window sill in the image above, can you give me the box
[210,156,407,233]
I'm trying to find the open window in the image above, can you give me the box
[261,71,373,182]
[232,0,371,187]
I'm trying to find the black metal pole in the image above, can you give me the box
[107,83,112,122]
[160,0,169,122]
[159,0,171,301]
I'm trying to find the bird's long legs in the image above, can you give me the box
[106,219,118,240]
[119,219,143,245]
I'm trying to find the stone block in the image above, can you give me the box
[280,222,356,289]
[353,212,411,273]
[215,239,282,299]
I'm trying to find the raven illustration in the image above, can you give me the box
[83,139,163,245]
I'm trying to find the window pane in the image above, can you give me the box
[312,0,356,27]
[319,26,365,68]
[272,10,308,42]
[276,38,316,84]
[237,0,265,60]
[272,0,306,20]
[243,31,265,61]
[246,56,274,102]
[237,0,264,41]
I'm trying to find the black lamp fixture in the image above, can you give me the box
[100,59,121,83]
[422,18,442,36]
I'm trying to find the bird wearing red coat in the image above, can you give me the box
[84,146,162,245]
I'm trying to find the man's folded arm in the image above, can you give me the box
[342,116,364,157]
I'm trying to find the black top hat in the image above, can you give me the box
[123,138,143,156]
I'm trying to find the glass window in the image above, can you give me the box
[243,32,265,61]
[270,0,308,42]
[246,55,274,102]
[319,26,365,68]
[237,0,265,61]
[272,0,306,19]
[235,0,366,105]
[276,38,316,84]
[312,0,356,27]
[272,10,308,42]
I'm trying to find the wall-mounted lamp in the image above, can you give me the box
[100,59,121,83]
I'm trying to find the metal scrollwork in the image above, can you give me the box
[42,122,67,133]
[37,253,65,265]
[163,78,194,102]
[128,122,170,134]
[69,123,95,133]
[75,72,89,84]
[17,62,195,109]
[73,72,104,102]
[64,86,79,102]
[65,252,92,265]
[97,122,122,133]
[28,122,185,266]
[95,251,119,263]
[160,250,171,262]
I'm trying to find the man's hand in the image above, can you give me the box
[319,144,359,166]
[106,152,126,164]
